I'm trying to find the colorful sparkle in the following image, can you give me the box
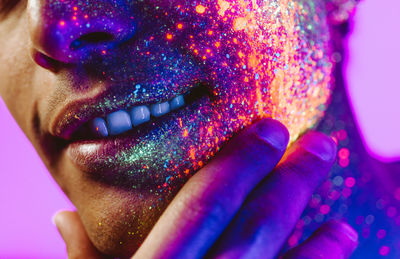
[44,0,340,252]
[54,0,334,193]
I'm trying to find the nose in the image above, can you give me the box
[28,0,136,65]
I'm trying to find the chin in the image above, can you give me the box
[57,164,173,257]
[80,195,163,258]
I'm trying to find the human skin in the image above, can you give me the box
[0,0,355,257]
[53,123,359,258]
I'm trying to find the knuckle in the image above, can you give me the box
[279,150,331,188]
[280,160,315,187]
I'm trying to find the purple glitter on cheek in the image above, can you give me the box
[61,0,334,193]
[31,0,333,194]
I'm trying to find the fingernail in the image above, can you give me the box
[52,211,67,241]
[254,119,289,151]
[51,209,67,227]
[51,212,58,226]
[327,221,359,243]
[340,223,359,243]
[300,132,337,162]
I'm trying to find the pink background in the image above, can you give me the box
[1,0,399,257]
[0,96,74,259]
[345,0,400,162]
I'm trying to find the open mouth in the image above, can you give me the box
[65,81,215,183]
[70,83,211,141]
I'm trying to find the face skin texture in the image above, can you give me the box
[0,0,340,256]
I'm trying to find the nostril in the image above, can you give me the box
[70,32,115,50]
[32,51,62,72]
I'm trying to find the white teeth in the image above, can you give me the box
[89,117,109,137]
[106,110,132,136]
[88,94,187,137]
[150,101,170,117]
[130,105,150,126]
[169,95,185,111]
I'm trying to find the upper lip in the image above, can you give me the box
[50,80,206,141]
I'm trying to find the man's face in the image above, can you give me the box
[0,0,333,256]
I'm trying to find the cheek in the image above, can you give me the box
[90,1,334,187]
[188,0,333,141]
[0,27,32,127]
[0,16,49,139]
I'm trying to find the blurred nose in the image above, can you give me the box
[28,0,136,65]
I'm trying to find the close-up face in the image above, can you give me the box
[0,0,335,256]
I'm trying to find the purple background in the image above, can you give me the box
[0,0,399,257]
[0,95,74,259]
[345,0,400,163]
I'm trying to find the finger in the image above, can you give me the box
[133,119,290,259]
[54,210,105,259]
[208,131,337,259]
[283,220,358,259]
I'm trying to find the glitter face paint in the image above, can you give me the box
[47,0,335,191]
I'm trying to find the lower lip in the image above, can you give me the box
[66,97,212,188]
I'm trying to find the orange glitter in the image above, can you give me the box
[183,128,188,137]
[190,148,195,160]
[195,5,206,14]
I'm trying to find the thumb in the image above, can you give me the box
[53,210,105,259]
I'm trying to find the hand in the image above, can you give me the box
[54,119,358,259]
